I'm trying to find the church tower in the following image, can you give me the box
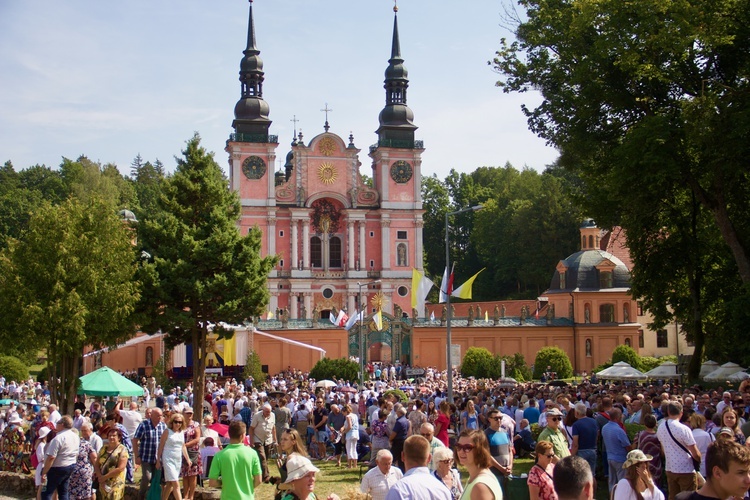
[227,2,425,352]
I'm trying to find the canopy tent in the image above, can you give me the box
[727,371,750,382]
[596,362,648,381]
[700,361,720,379]
[704,362,746,381]
[645,361,681,379]
[78,366,144,397]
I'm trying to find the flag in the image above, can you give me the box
[485,311,489,322]
[451,268,485,300]
[430,311,435,322]
[345,310,363,330]
[374,309,383,331]
[411,268,435,310]
[439,264,455,303]
[535,303,540,320]
[335,309,349,327]
[267,310,274,320]
[329,311,336,325]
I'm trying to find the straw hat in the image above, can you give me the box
[284,455,320,484]
[623,449,653,469]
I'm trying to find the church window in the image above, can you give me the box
[588,235,594,248]
[559,272,566,289]
[638,330,644,348]
[397,231,407,240]
[599,304,615,323]
[311,237,322,268]
[322,288,334,299]
[599,271,613,288]
[398,286,408,297]
[582,236,586,249]
[370,260,375,269]
[279,230,284,237]
[329,236,342,268]
[396,243,408,267]
[370,231,375,237]
[657,329,668,348]
[145,346,153,367]
[279,259,284,268]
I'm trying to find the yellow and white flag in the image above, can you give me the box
[451,268,485,300]
[374,309,383,331]
[411,268,435,310]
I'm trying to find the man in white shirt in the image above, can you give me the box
[80,422,103,454]
[115,400,143,438]
[716,392,732,415]
[47,404,62,425]
[361,449,403,500]
[385,435,451,500]
[41,416,80,500]
[72,409,86,430]
[656,401,701,500]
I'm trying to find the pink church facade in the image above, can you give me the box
[225,3,424,322]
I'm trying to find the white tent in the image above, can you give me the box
[596,361,648,381]
[704,362,746,381]
[645,361,680,379]
[727,371,750,382]
[700,360,720,379]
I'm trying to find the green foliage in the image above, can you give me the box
[593,361,613,375]
[624,424,646,442]
[0,356,29,382]
[152,352,174,392]
[0,196,140,413]
[612,345,642,370]
[639,356,677,373]
[499,353,533,382]
[242,351,266,389]
[533,346,573,379]
[308,357,361,383]
[460,347,497,379]
[383,389,408,404]
[136,133,277,413]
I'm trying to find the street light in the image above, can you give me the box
[445,205,483,404]
[358,279,381,387]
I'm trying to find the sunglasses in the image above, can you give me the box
[440,459,453,464]
[455,444,475,453]
[550,417,562,421]
[545,454,555,459]
[173,420,183,424]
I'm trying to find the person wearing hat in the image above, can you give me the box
[208,420,262,499]
[1,413,26,473]
[613,450,664,500]
[279,454,330,500]
[34,426,52,497]
[538,407,571,461]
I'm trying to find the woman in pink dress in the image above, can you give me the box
[528,441,558,500]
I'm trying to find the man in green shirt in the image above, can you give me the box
[209,420,262,499]
[538,407,571,460]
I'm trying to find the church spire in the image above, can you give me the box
[376,4,417,146]
[232,0,272,140]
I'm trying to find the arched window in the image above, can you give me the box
[311,237,322,268]
[588,235,594,248]
[559,271,566,289]
[599,303,615,323]
[599,271,613,288]
[329,236,342,268]
[145,346,154,366]
[582,236,586,249]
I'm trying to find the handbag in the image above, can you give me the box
[664,420,701,471]
[147,468,162,500]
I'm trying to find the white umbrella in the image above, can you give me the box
[315,379,336,389]
[700,360,720,379]
[704,362,746,381]
[645,361,680,379]
[596,361,648,381]
[727,371,750,382]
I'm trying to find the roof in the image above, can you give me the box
[549,249,631,291]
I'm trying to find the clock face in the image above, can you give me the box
[390,160,413,183]
[317,162,338,185]
[242,156,266,180]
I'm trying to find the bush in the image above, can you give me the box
[592,361,613,375]
[498,353,532,382]
[383,389,408,403]
[612,345,642,370]
[461,347,497,379]
[639,355,677,373]
[533,347,573,379]
[0,355,30,383]
[309,357,361,383]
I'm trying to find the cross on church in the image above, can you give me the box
[321,103,333,132]
[290,115,299,136]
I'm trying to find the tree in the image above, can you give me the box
[0,197,140,414]
[308,357,361,383]
[461,347,497,379]
[136,133,277,415]
[242,351,266,389]
[533,346,573,379]
[611,345,641,371]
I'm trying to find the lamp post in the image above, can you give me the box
[445,205,483,404]
[358,279,381,387]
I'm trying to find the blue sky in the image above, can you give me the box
[0,1,558,179]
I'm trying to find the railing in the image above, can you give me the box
[228,133,279,144]
[277,270,291,278]
[367,271,381,279]
[311,270,346,279]
[369,139,424,153]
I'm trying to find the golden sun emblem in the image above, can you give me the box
[317,162,337,184]
[318,137,336,156]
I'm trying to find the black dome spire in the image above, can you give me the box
[376,5,417,146]
[232,0,272,139]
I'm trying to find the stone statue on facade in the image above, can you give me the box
[441,306,447,326]
[411,307,419,321]
[520,305,527,325]
[467,305,475,325]
[546,305,553,325]
[493,305,500,326]
[281,307,290,328]
[394,304,403,319]
[501,304,506,318]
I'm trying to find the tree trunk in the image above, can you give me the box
[59,354,68,413]
[48,338,57,406]
[191,324,206,416]
[708,202,750,284]
[65,352,80,416]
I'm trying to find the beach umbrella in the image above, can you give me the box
[699,360,720,379]
[77,366,144,397]
[315,380,336,389]
[645,361,680,379]
[704,362,746,381]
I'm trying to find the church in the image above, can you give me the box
[226,1,424,322]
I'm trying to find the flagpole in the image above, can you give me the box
[445,205,483,405]
[358,279,381,388]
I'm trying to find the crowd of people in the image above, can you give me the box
[3,369,750,500]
